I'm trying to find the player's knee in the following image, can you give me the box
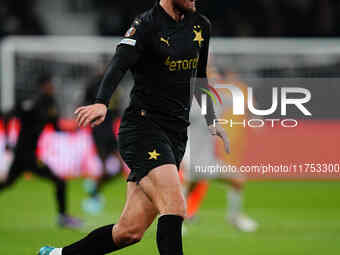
[162,193,186,218]
[126,231,143,245]
[114,225,144,246]
[117,231,143,246]
[230,177,246,190]
[176,197,187,218]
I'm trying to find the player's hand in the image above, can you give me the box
[208,124,230,154]
[74,103,107,128]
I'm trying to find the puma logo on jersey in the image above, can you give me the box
[160,37,170,47]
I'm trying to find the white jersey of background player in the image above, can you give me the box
[182,66,258,232]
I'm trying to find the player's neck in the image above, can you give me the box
[160,0,184,22]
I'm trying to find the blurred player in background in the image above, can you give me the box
[0,111,13,180]
[182,64,258,232]
[0,74,82,229]
[182,102,258,232]
[82,67,123,214]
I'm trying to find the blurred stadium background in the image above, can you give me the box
[1,0,340,254]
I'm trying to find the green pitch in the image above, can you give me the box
[0,177,340,255]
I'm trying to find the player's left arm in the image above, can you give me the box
[194,17,230,154]
[75,47,139,128]
[75,17,148,128]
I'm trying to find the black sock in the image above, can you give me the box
[157,215,184,255]
[62,224,120,255]
[56,180,66,214]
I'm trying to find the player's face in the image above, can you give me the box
[173,0,196,13]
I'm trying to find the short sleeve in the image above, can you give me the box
[119,18,149,53]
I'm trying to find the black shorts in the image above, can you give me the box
[118,107,187,183]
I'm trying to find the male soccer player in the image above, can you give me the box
[0,75,82,228]
[38,0,229,254]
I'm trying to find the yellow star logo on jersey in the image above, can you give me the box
[148,149,160,160]
[193,25,204,47]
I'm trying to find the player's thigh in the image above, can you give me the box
[114,182,158,237]
[139,164,186,217]
[33,161,62,182]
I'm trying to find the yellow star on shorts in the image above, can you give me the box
[148,149,160,160]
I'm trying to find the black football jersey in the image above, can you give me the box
[96,2,213,128]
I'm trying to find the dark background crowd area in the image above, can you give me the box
[0,0,45,38]
[1,0,340,39]
[98,0,340,37]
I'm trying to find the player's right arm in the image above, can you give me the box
[75,18,148,127]
[194,15,230,154]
